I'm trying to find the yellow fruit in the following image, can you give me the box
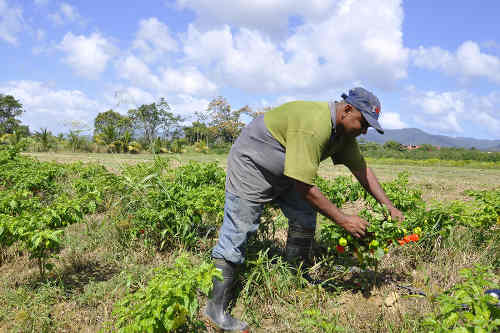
[413,227,422,235]
[339,237,347,247]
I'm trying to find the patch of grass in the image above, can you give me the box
[2,152,498,332]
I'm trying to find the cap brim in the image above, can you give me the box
[361,111,384,134]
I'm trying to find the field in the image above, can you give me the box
[27,151,500,202]
[1,150,499,332]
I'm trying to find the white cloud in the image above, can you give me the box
[159,66,216,96]
[49,2,81,25]
[116,55,161,89]
[132,17,178,62]
[405,87,500,137]
[58,32,116,79]
[407,89,466,133]
[182,0,408,93]
[107,86,156,112]
[170,94,210,118]
[0,0,24,45]
[411,41,500,84]
[0,80,102,133]
[418,91,466,115]
[116,55,217,96]
[379,112,407,129]
[106,85,211,119]
[175,0,337,37]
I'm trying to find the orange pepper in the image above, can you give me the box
[408,234,419,242]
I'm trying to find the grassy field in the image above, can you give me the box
[1,152,498,332]
[27,151,500,202]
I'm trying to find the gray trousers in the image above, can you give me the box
[212,190,317,264]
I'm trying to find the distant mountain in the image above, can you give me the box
[361,128,500,151]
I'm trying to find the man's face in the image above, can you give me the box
[342,106,370,137]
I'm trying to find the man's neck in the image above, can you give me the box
[334,101,344,136]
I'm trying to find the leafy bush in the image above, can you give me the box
[112,254,221,332]
[118,159,225,250]
[423,265,500,332]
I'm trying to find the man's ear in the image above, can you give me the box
[342,104,353,118]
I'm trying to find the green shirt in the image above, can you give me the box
[264,101,366,184]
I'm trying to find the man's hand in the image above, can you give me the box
[339,214,369,239]
[389,207,404,223]
[292,180,369,238]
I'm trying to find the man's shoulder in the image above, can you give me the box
[276,100,327,109]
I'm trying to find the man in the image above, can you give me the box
[204,87,404,331]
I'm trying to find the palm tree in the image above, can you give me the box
[34,128,51,152]
[67,131,81,152]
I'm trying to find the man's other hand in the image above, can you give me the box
[389,207,405,223]
[339,215,369,239]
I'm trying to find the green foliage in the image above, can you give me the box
[24,229,64,279]
[360,141,500,163]
[207,96,247,144]
[0,94,24,134]
[112,254,221,332]
[317,172,498,269]
[0,145,123,278]
[423,265,500,332]
[241,249,304,303]
[33,128,54,152]
[128,98,180,148]
[383,140,405,151]
[94,110,133,140]
[118,159,225,250]
[127,141,142,154]
[299,309,345,332]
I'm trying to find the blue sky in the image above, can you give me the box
[1,0,500,139]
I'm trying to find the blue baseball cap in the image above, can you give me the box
[341,87,384,134]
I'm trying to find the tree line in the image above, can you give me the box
[0,94,264,154]
[1,93,498,162]
[359,139,500,162]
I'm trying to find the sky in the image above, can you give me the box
[1,0,500,139]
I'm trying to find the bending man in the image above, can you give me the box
[205,87,404,331]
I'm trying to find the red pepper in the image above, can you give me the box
[336,245,345,254]
[408,234,419,242]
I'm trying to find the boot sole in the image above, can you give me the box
[203,306,249,332]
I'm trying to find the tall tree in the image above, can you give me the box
[94,109,132,144]
[157,98,183,140]
[183,121,210,144]
[207,96,246,144]
[63,120,91,153]
[0,94,24,134]
[34,128,53,152]
[128,98,176,146]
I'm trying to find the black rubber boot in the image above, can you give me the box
[285,223,315,266]
[204,258,248,332]
[286,223,323,284]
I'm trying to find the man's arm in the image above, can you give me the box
[350,166,404,221]
[293,180,368,238]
